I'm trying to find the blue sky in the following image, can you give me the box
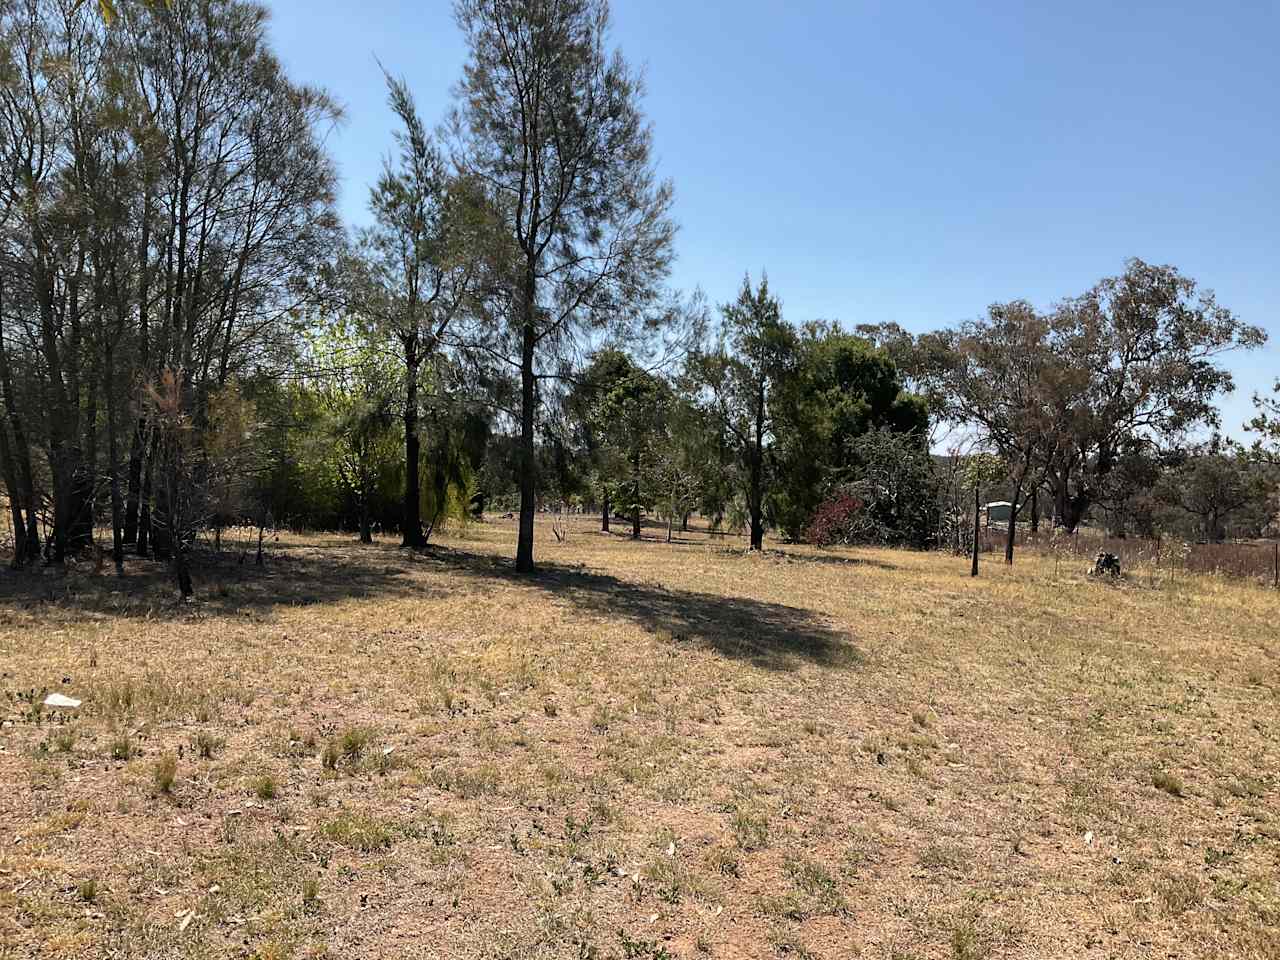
[266,0,1279,436]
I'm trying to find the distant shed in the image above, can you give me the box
[985,501,1013,525]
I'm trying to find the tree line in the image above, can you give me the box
[0,0,1275,597]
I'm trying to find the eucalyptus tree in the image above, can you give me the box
[942,300,1053,563]
[451,0,675,572]
[1039,260,1263,532]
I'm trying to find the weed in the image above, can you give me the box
[1153,770,1185,797]
[320,812,397,852]
[339,726,373,763]
[254,774,278,800]
[77,879,97,902]
[731,808,770,850]
[51,728,77,753]
[785,857,847,915]
[192,731,224,759]
[110,733,135,761]
[920,842,969,873]
[152,754,177,794]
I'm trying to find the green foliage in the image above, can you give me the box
[592,351,671,534]
[771,323,928,539]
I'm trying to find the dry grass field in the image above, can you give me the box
[1,518,1278,960]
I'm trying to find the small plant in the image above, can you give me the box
[192,731,223,759]
[785,857,847,915]
[254,774,278,800]
[77,879,97,902]
[339,726,372,763]
[301,877,320,911]
[52,728,77,753]
[951,919,987,960]
[320,812,397,852]
[1153,770,1184,797]
[590,703,612,733]
[152,754,177,794]
[321,739,340,770]
[731,807,769,850]
[110,734,135,761]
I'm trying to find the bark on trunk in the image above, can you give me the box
[137,430,156,557]
[401,343,424,548]
[359,493,372,544]
[515,284,538,573]
[971,484,980,577]
[123,419,145,544]
[601,487,610,533]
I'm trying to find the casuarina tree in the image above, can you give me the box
[451,0,675,572]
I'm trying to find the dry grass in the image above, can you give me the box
[1,516,1278,959]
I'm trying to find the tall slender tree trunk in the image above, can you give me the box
[0,276,37,563]
[105,343,124,574]
[1029,485,1039,534]
[402,341,424,548]
[359,493,372,545]
[0,425,25,568]
[601,486,610,533]
[971,484,980,577]
[138,430,158,557]
[631,470,641,540]
[515,274,538,574]
[748,388,765,551]
[123,419,145,544]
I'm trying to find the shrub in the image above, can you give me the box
[804,493,864,547]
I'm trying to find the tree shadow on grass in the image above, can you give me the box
[423,546,861,673]
[0,540,440,621]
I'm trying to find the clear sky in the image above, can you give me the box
[265,0,1279,436]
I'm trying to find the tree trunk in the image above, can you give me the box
[0,424,25,568]
[1005,494,1018,564]
[515,278,538,573]
[1005,469,1028,565]
[174,544,193,598]
[402,344,424,548]
[631,463,641,540]
[0,277,37,564]
[359,490,372,544]
[123,419,145,544]
[971,484,980,577]
[105,345,124,575]
[137,430,157,557]
[601,486,610,533]
[749,388,765,551]
[1029,485,1039,534]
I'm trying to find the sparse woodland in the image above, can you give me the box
[0,0,1276,596]
[1,3,1279,958]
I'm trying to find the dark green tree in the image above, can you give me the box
[772,322,927,539]
[451,0,675,572]
[690,276,795,550]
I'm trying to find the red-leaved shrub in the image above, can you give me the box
[803,493,864,546]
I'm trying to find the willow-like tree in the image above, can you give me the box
[451,0,675,572]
